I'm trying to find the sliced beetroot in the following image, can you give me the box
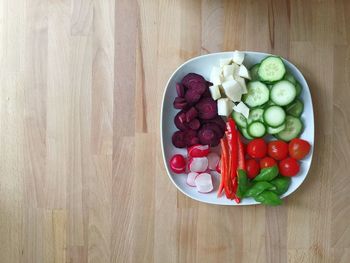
[186,107,198,122]
[185,89,201,104]
[176,83,185,97]
[202,88,211,98]
[195,97,218,120]
[197,127,220,147]
[186,172,198,187]
[184,130,199,147]
[206,81,213,87]
[202,123,224,138]
[202,116,226,132]
[182,73,207,95]
[194,172,213,193]
[173,97,187,109]
[174,111,188,131]
[188,157,209,173]
[182,73,205,87]
[188,118,200,130]
[172,131,186,148]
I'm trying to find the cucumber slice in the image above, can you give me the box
[247,108,264,124]
[258,56,286,83]
[295,81,302,97]
[283,72,297,85]
[285,99,304,117]
[270,80,297,106]
[276,116,303,141]
[248,121,266,138]
[263,106,286,127]
[240,127,254,140]
[249,64,260,81]
[243,81,270,107]
[232,111,247,128]
[267,123,286,134]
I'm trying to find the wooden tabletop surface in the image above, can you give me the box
[1,0,349,262]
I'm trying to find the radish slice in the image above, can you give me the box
[188,157,208,173]
[194,173,213,193]
[207,152,220,170]
[186,172,198,187]
[188,144,210,157]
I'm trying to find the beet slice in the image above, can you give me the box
[197,127,220,147]
[202,116,226,132]
[202,123,224,138]
[188,118,200,130]
[202,88,211,98]
[186,107,198,123]
[176,83,185,97]
[185,89,201,104]
[182,73,205,88]
[184,130,199,147]
[182,73,207,95]
[172,131,186,148]
[174,111,188,131]
[173,97,187,109]
[195,97,218,120]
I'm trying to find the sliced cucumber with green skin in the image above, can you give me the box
[232,111,247,128]
[275,116,303,141]
[267,123,286,134]
[247,108,264,124]
[285,99,304,117]
[241,127,254,140]
[258,56,286,83]
[250,64,260,81]
[283,72,297,85]
[243,81,270,107]
[270,80,297,106]
[263,106,286,127]
[295,82,302,97]
[248,121,266,138]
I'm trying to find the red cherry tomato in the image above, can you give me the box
[247,139,267,159]
[288,138,311,160]
[279,157,300,177]
[260,157,277,169]
[246,159,260,179]
[169,154,186,174]
[267,140,289,160]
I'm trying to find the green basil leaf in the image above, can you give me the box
[253,165,279,182]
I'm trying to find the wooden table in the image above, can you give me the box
[0,0,349,262]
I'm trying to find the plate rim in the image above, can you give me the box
[160,51,315,206]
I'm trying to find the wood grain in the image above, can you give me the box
[0,0,349,262]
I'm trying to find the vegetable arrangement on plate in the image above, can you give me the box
[169,51,311,206]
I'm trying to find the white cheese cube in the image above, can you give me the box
[224,75,234,82]
[235,76,247,94]
[232,50,245,65]
[209,85,221,100]
[210,66,223,85]
[233,101,250,119]
[238,64,251,79]
[217,98,234,117]
[221,79,242,102]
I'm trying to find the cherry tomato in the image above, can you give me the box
[267,140,289,160]
[169,154,186,174]
[260,157,277,169]
[247,139,267,159]
[279,157,300,177]
[246,159,260,179]
[288,138,311,160]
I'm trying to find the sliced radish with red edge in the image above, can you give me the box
[194,173,213,193]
